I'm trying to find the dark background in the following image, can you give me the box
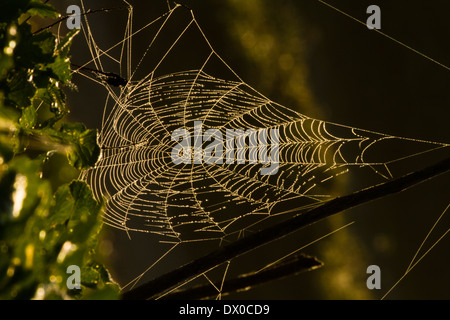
[49,0,450,299]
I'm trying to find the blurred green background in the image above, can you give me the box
[48,0,450,299]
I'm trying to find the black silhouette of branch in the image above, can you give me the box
[33,6,128,34]
[161,253,323,300]
[122,156,450,300]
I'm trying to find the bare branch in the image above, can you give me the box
[122,156,450,300]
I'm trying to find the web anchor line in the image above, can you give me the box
[315,0,450,72]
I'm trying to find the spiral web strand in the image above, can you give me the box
[73,1,449,297]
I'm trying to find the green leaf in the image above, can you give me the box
[79,261,120,299]
[31,30,56,58]
[67,180,102,243]
[26,1,59,19]
[4,70,36,108]
[43,123,100,170]
[47,183,73,226]
[80,283,121,300]
[65,126,100,170]
[15,24,55,69]
[47,30,79,85]
[18,106,36,130]
[47,55,71,84]
[56,29,80,57]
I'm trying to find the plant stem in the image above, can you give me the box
[122,156,450,300]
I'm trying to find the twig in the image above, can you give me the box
[33,6,128,34]
[160,253,323,300]
[122,156,450,300]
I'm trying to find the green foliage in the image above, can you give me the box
[0,0,119,299]
[42,123,100,170]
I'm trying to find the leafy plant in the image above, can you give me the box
[0,0,119,299]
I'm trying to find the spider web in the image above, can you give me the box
[71,1,449,297]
